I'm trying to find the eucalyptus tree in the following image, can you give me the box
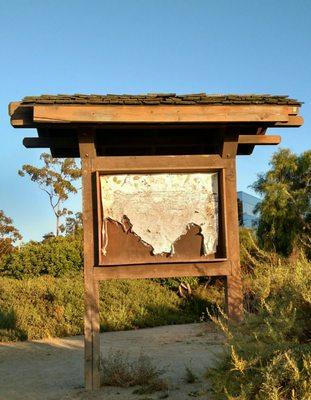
[19,153,81,236]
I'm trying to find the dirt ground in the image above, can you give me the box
[0,322,225,400]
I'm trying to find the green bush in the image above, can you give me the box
[0,274,219,341]
[0,226,255,281]
[0,234,83,278]
[208,251,311,400]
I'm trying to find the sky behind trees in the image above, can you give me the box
[0,0,310,241]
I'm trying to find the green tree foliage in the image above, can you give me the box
[64,211,82,236]
[0,233,83,279]
[18,153,81,236]
[42,213,83,240]
[0,210,22,259]
[252,148,311,257]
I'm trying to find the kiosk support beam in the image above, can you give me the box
[78,131,101,390]
[222,135,243,320]
[224,158,243,320]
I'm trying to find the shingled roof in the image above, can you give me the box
[21,93,302,106]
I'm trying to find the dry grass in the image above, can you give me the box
[100,351,169,394]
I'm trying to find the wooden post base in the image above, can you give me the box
[225,274,243,321]
[84,279,101,390]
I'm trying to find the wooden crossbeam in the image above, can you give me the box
[274,116,303,127]
[9,103,34,128]
[23,137,73,148]
[238,135,281,145]
[93,260,231,280]
[23,134,281,150]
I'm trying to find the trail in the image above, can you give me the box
[0,322,224,400]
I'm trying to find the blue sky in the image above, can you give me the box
[0,0,310,242]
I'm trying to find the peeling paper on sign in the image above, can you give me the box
[100,173,219,256]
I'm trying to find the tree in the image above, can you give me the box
[19,153,81,236]
[0,210,22,258]
[42,232,55,241]
[252,148,311,257]
[64,212,83,236]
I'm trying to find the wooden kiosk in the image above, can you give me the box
[9,93,303,390]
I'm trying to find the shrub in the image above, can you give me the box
[0,274,84,340]
[0,234,83,278]
[101,351,168,393]
[0,274,218,341]
[208,252,311,400]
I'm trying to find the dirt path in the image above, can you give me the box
[0,323,225,400]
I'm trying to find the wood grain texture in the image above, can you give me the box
[92,154,230,173]
[274,115,303,127]
[222,133,239,158]
[223,158,243,321]
[33,104,291,123]
[238,135,281,145]
[94,260,231,280]
[79,133,101,390]
[9,103,35,128]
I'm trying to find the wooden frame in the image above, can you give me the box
[95,165,227,268]
[79,136,243,390]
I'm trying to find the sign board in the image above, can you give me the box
[99,172,219,264]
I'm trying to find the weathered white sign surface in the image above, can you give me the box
[100,173,219,256]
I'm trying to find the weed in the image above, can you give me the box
[188,390,206,397]
[184,365,199,384]
[158,393,170,399]
[101,351,168,393]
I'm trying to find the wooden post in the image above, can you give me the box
[222,135,243,321]
[78,131,101,390]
